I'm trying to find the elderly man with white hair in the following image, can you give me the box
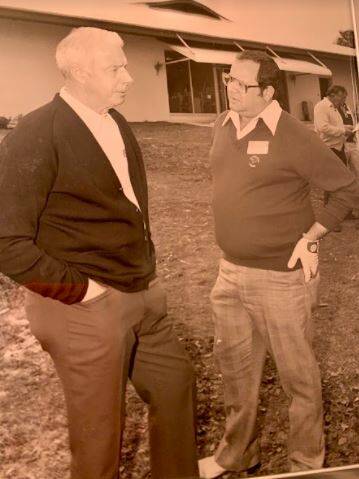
[0,27,198,479]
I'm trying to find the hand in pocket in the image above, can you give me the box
[81,279,107,303]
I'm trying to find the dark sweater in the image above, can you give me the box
[0,95,155,304]
[210,110,359,271]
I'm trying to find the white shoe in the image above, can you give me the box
[198,455,227,479]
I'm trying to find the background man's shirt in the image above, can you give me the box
[314,96,346,150]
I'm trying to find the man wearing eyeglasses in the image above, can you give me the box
[199,50,359,479]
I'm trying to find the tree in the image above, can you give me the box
[335,30,355,48]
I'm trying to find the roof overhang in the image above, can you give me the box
[168,45,332,77]
[0,4,355,60]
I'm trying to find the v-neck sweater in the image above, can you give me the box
[210,110,359,271]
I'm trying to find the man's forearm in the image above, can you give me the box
[319,123,345,137]
[0,126,89,304]
[303,222,329,241]
[0,236,88,304]
[294,131,359,231]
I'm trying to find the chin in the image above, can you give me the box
[109,94,126,109]
[229,101,243,112]
[117,92,127,100]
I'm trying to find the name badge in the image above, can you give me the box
[247,141,269,155]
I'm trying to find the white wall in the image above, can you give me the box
[0,18,67,116]
[286,72,321,121]
[0,16,355,122]
[285,55,358,119]
[0,18,170,121]
[120,34,169,121]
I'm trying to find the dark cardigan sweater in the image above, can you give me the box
[210,110,359,271]
[0,95,155,304]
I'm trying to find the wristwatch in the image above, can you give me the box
[306,241,319,253]
[302,233,320,253]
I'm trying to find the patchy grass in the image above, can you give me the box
[0,123,359,478]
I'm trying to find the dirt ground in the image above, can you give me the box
[0,123,359,479]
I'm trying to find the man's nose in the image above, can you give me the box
[120,69,133,85]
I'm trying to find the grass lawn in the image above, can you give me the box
[0,123,359,478]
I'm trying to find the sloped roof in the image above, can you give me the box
[0,0,355,57]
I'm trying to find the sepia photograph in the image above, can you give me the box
[0,1,358,478]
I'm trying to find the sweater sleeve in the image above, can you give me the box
[290,126,359,230]
[314,102,345,137]
[0,118,88,304]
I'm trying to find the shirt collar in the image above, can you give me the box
[222,99,282,136]
[60,87,110,129]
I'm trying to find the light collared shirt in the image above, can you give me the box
[222,99,283,140]
[60,87,140,210]
[313,96,345,150]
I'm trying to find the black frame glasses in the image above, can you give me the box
[222,72,261,93]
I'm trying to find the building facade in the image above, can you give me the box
[0,0,357,123]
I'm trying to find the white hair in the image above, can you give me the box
[56,27,124,77]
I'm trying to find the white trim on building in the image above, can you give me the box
[167,45,333,76]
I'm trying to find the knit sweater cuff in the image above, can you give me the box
[316,208,344,231]
[25,276,89,305]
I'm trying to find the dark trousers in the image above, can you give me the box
[324,147,348,205]
[331,146,348,165]
[25,279,199,479]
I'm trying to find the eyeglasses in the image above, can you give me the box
[222,72,260,93]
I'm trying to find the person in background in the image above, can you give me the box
[314,85,353,165]
[0,27,198,479]
[338,98,359,224]
[314,85,354,231]
[199,51,359,479]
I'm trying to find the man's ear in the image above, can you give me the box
[262,85,275,102]
[70,64,88,85]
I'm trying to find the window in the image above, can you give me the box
[166,59,192,113]
[214,66,230,111]
[191,62,216,113]
[165,51,217,114]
